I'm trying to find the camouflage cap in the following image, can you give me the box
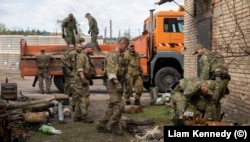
[192,44,203,55]
[40,48,45,52]
[85,12,90,17]
[204,80,216,95]
[84,42,95,48]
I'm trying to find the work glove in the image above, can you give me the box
[81,77,88,87]
[88,30,91,34]
[62,33,65,39]
[112,79,123,93]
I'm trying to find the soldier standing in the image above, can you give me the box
[193,44,230,121]
[73,43,94,123]
[61,44,75,96]
[35,48,52,94]
[85,13,101,52]
[61,13,78,47]
[67,44,79,112]
[123,42,143,105]
[96,37,129,135]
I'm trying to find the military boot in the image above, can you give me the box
[110,125,123,136]
[96,122,111,133]
[134,99,141,105]
[71,105,75,112]
[82,117,94,123]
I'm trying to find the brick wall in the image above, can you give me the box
[184,0,250,123]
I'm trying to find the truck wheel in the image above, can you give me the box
[53,76,64,93]
[154,67,181,93]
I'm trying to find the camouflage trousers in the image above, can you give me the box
[91,32,101,51]
[124,75,143,101]
[64,75,70,96]
[206,79,229,121]
[74,81,90,119]
[64,34,76,46]
[69,76,77,107]
[98,79,125,128]
[171,92,206,119]
[38,69,50,93]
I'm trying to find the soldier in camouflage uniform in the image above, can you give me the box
[68,44,80,112]
[61,44,75,96]
[96,37,129,135]
[61,13,78,47]
[171,76,216,124]
[73,43,95,123]
[85,13,101,52]
[123,42,143,105]
[193,44,230,121]
[35,48,52,94]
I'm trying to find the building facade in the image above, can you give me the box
[184,0,250,123]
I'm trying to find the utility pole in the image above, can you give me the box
[104,27,107,43]
[110,19,112,43]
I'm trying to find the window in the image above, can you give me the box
[164,18,184,32]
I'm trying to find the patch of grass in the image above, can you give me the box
[124,105,174,126]
[27,120,134,142]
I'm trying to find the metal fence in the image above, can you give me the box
[0,35,93,70]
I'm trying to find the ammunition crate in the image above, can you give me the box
[1,83,17,100]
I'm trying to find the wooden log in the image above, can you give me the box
[207,121,234,126]
[124,105,136,113]
[24,112,46,123]
[124,105,143,113]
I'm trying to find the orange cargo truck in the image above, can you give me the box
[133,8,184,92]
[19,38,116,92]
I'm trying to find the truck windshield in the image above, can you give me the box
[164,18,184,33]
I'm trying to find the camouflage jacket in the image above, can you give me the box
[68,50,78,76]
[61,50,71,67]
[36,53,51,68]
[104,49,128,81]
[200,50,227,80]
[123,49,143,76]
[61,17,77,36]
[76,51,91,78]
[179,76,204,98]
[88,16,99,34]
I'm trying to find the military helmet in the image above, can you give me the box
[192,44,203,55]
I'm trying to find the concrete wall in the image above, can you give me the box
[184,0,250,123]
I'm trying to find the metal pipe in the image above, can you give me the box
[58,101,64,123]
[149,9,155,61]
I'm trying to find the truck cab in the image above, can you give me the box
[133,9,184,92]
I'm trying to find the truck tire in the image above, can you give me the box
[154,67,181,93]
[53,76,64,93]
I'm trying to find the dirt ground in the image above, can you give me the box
[0,69,159,142]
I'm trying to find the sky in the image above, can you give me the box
[0,0,184,38]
